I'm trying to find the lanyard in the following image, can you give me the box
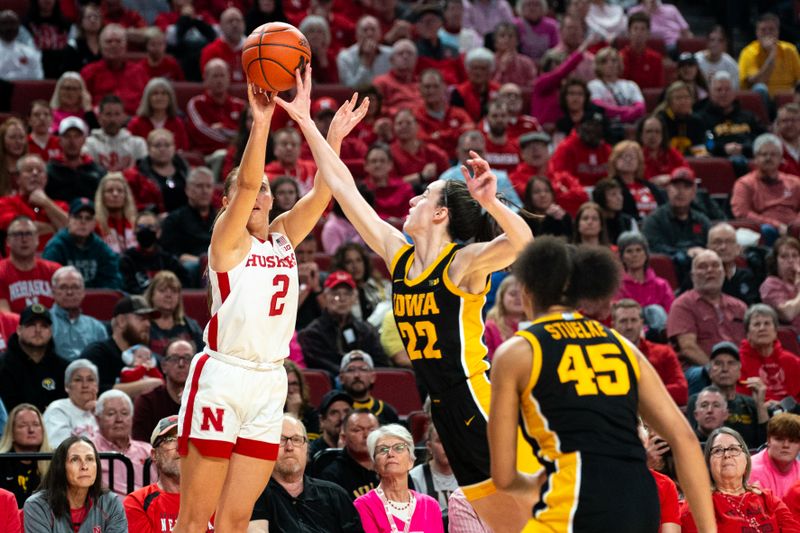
[376,486,416,533]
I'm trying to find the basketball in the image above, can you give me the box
[241,22,311,92]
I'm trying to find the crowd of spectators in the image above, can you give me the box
[5,0,800,530]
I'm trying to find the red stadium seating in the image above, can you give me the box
[372,368,422,418]
[727,219,762,234]
[407,410,430,444]
[686,157,737,196]
[737,91,770,126]
[314,252,332,272]
[302,369,332,407]
[677,37,708,54]
[643,87,662,113]
[649,254,679,289]
[778,326,800,356]
[82,289,124,321]
[6,0,29,17]
[10,80,56,117]
[182,289,210,327]
[775,92,795,110]
[172,82,204,112]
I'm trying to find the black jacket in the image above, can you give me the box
[298,312,389,376]
[317,450,380,501]
[697,100,765,158]
[0,334,68,413]
[120,246,190,294]
[45,156,105,203]
[160,204,216,258]
[81,337,124,393]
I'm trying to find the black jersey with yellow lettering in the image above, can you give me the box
[390,242,490,396]
[516,311,658,533]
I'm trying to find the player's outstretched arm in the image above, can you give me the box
[636,346,717,533]
[276,74,407,264]
[270,68,366,247]
[488,337,545,503]
[210,83,276,269]
[452,151,533,280]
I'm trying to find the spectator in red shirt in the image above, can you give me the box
[413,4,464,86]
[186,59,246,155]
[777,103,800,177]
[480,100,520,175]
[491,22,538,89]
[372,0,413,45]
[0,216,61,314]
[362,143,414,225]
[0,311,18,352]
[620,12,665,90]
[300,97,368,164]
[389,109,450,192]
[612,299,688,406]
[128,78,190,152]
[496,83,541,141]
[737,304,800,404]
[509,131,588,215]
[265,128,318,195]
[299,15,339,84]
[100,0,146,39]
[548,112,612,186]
[307,0,356,58]
[451,47,500,121]
[638,114,686,188]
[0,155,69,251]
[608,140,664,220]
[373,39,423,117]
[139,27,184,81]
[80,24,149,115]
[414,69,474,156]
[200,7,246,83]
[27,101,61,163]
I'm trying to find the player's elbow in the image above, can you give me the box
[490,459,517,491]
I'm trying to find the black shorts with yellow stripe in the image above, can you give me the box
[429,378,495,500]
[525,453,660,533]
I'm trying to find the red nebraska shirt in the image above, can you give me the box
[200,38,245,83]
[390,141,450,181]
[414,105,475,157]
[27,134,62,162]
[81,59,149,115]
[0,258,61,313]
[620,45,665,90]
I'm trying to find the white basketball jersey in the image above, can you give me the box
[204,233,298,365]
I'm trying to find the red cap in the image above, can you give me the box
[669,166,697,185]
[324,270,356,290]
[311,97,338,116]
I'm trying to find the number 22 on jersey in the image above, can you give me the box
[557,343,631,396]
[397,321,442,360]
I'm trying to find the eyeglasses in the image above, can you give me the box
[155,436,178,448]
[375,443,410,456]
[279,435,307,447]
[710,445,744,457]
[163,355,193,365]
[7,231,35,239]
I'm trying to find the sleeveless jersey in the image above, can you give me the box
[204,233,298,366]
[390,243,490,395]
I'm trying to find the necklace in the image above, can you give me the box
[376,486,416,533]
[386,497,411,511]
[720,491,762,533]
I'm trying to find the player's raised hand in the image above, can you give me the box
[247,83,277,124]
[274,64,313,124]
[328,93,370,143]
[461,150,498,205]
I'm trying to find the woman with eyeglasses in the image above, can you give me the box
[143,270,204,357]
[43,359,100,447]
[681,427,800,532]
[355,424,444,533]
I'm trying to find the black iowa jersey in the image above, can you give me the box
[517,311,658,533]
[390,242,496,496]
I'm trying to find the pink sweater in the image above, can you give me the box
[618,268,675,312]
[355,489,444,533]
[750,449,800,499]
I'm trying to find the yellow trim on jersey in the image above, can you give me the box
[389,244,413,279]
[523,452,581,533]
[441,249,491,301]
[462,478,497,501]
[403,242,458,286]
[516,330,543,391]
[610,329,642,381]
[467,371,492,419]
[532,310,585,325]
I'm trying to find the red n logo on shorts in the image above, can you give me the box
[200,407,225,432]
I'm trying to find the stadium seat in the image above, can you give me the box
[775,92,794,109]
[686,157,736,197]
[302,369,332,407]
[737,91,770,126]
[727,219,761,234]
[372,368,422,418]
[677,37,708,54]
[82,289,124,321]
[778,326,800,356]
[182,289,210,326]
[649,254,679,289]
[371,254,390,279]
[10,80,56,117]
[643,87,662,113]
[180,151,206,167]
[171,82,204,113]
[407,410,430,444]
[6,0,29,17]
[314,252,332,272]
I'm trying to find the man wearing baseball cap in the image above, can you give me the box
[124,415,215,531]
[308,390,354,460]
[299,271,390,376]
[46,116,105,203]
[81,295,161,397]
[42,197,123,290]
[0,303,68,413]
[339,350,399,425]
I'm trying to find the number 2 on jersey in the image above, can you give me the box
[557,343,630,396]
[268,274,289,316]
[397,321,442,360]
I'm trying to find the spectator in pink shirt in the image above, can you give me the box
[514,0,559,62]
[731,133,800,244]
[484,275,525,359]
[760,236,800,332]
[617,232,674,325]
[749,413,800,499]
[490,22,537,89]
[628,0,692,56]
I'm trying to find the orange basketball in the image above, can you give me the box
[241,22,311,92]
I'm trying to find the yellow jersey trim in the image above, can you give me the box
[610,329,642,381]
[389,244,413,279]
[402,242,458,287]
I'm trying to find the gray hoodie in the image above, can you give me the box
[82,128,147,172]
[23,490,127,533]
